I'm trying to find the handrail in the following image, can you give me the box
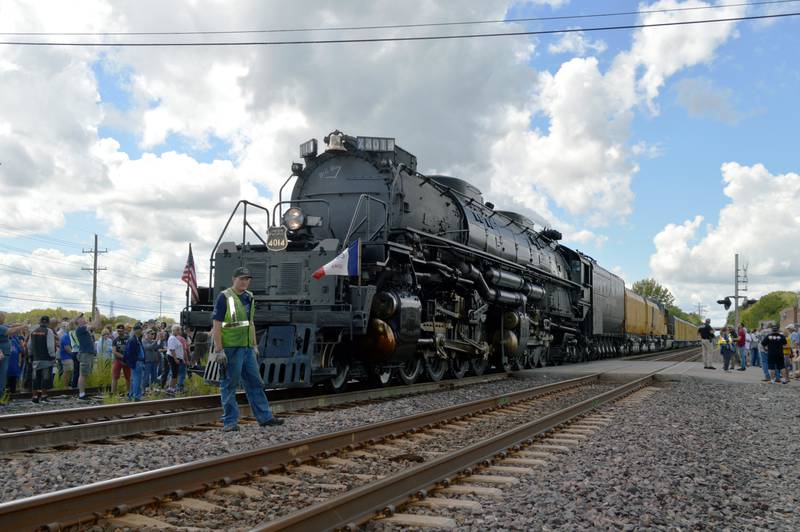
[342,194,387,249]
[207,200,270,292]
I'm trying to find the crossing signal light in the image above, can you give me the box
[716,297,732,310]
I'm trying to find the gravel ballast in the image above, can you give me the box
[0,374,565,503]
[373,380,800,531]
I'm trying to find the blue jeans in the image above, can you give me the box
[0,356,9,398]
[760,352,772,379]
[177,363,187,391]
[722,349,733,371]
[219,347,274,428]
[129,363,144,400]
[738,347,748,369]
[144,361,159,389]
[750,347,760,367]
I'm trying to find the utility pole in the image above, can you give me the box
[733,253,749,327]
[82,234,107,319]
[694,302,707,320]
[109,301,115,319]
[159,291,163,318]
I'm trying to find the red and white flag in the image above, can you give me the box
[181,243,199,303]
[312,240,361,280]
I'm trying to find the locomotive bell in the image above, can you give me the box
[326,131,346,151]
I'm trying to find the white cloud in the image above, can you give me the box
[673,76,741,124]
[611,0,745,114]
[0,0,753,318]
[548,31,607,56]
[650,162,800,325]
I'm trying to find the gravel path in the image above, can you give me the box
[0,374,566,503]
[374,381,800,531]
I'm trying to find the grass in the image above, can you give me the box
[1,356,221,405]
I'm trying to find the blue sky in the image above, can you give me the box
[2,0,799,323]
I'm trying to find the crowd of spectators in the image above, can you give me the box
[715,322,798,384]
[0,311,203,403]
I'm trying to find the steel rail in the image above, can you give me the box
[0,373,510,454]
[621,344,699,361]
[9,386,103,401]
[0,373,599,530]
[253,370,669,531]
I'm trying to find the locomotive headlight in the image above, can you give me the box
[283,207,305,231]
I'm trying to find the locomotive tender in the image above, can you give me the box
[183,130,698,390]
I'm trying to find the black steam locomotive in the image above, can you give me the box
[183,130,684,391]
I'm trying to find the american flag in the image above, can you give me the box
[181,243,199,304]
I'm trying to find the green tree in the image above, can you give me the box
[631,278,676,308]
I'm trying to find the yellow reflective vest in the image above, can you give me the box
[220,288,255,348]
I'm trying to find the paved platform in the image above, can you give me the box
[515,358,792,385]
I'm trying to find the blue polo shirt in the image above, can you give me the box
[59,333,72,361]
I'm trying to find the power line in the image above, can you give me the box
[0,263,183,302]
[0,292,163,314]
[1,0,795,37]
[1,12,796,47]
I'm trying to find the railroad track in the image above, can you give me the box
[0,348,700,530]
[0,346,696,454]
[8,386,104,402]
[0,373,510,454]
[621,345,700,361]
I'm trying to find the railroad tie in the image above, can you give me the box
[104,513,177,530]
[165,497,225,512]
[502,457,547,467]
[259,474,302,485]
[545,438,580,446]
[530,443,571,453]
[556,432,589,440]
[311,483,348,491]
[209,485,265,499]
[439,484,504,499]
[381,513,457,529]
[292,464,328,476]
[464,474,519,485]
[345,450,381,458]
[407,433,435,441]
[515,450,553,459]
[411,497,483,512]
[319,456,360,467]
[485,465,535,475]
[370,444,406,453]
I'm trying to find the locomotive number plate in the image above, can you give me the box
[267,226,289,251]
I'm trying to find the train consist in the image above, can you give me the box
[183,130,698,390]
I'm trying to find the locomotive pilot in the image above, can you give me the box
[211,267,284,432]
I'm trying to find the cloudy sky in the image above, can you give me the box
[1,0,798,325]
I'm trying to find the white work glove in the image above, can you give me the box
[212,349,227,365]
[0,349,4,361]
[253,346,260,357]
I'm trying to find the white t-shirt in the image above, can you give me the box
[167,335,184,360]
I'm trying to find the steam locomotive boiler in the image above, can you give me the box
[182,130,693,391]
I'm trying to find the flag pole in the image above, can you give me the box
[185,243,191,310]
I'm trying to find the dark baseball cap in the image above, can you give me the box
[39,315,50,324]
[233,267,252,278]
[133,322,143,331]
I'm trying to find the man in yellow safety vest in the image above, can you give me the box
[211,267,284,432]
